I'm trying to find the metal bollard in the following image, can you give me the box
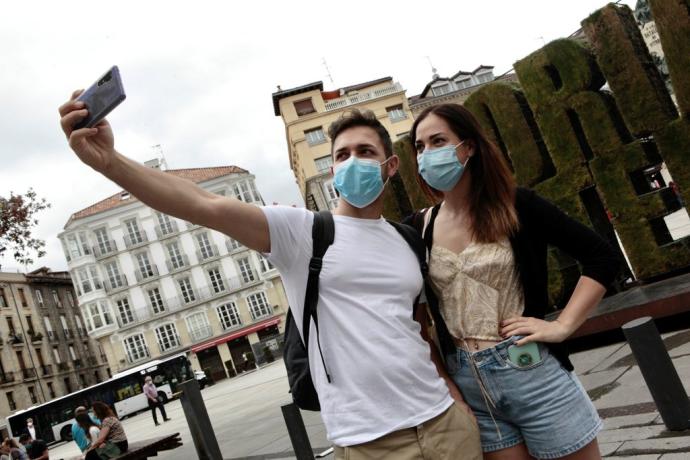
[281,403,315,460]
[179,379,223,460]
[622,316,690,430]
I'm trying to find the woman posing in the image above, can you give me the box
[407,103,619,460]
[84,402,128,460]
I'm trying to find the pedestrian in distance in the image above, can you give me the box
[143,375,170,426]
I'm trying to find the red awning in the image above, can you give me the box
[191,317,281,353]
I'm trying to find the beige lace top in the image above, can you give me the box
[428,238,525,341]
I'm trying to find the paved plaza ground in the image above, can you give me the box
[48,328,690,459]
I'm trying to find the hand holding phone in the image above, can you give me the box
[73,66,126,130]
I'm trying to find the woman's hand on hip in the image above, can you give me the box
[500,316,571,345]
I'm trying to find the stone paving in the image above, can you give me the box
[47,328,690,459]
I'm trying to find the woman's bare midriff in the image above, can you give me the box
[453,337,503,352]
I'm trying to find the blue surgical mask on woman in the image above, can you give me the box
[333,156,391,208]
[417,141,469,191]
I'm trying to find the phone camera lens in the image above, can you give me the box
[518,353,533,366]
[97,72,113,86]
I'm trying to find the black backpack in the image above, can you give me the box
[283,211,427,411]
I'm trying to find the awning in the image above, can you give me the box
[191,317,281,353]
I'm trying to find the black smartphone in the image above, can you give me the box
[73,65,126,130]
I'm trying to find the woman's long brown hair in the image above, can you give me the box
[92,401,118,421]
[410,103,519,243]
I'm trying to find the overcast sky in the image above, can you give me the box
[0,0,637,273]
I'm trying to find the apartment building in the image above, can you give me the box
[60,163,289,383]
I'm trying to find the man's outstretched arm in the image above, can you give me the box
[59,90,269,253]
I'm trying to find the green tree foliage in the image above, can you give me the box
[0,189,50,266]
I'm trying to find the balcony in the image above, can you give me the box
[324,82,403,111]
[124,231,149,249]
[165,255,190,274]
[57,362,70,372]
[27,330,43,343]
[87,356,98,366]
[74,359,83,368]
[41,364,53,376]
[155,221,181,239]
[134,264,160,283]
[0,372,16,385]
[196,245,220,262]
[8,333,23,346]
[93,240,118,259]
[104,274,129,293]
[47,331,58,342]
[21,368,36,380]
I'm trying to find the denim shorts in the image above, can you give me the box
[445,337,602,459]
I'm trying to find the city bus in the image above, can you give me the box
[5,353,193,443]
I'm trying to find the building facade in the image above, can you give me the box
[408,65,518,117]
[60,164,289,383]
[272,77,415,211]
[0,269,108,437]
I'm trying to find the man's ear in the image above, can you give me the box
[386,155,400,178]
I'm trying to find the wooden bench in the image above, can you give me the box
[67,433,182,460]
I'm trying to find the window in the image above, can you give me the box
[237,257,256,283]
[84,301,113,331]
[60,315,70,338]
[247,292,271,320]
[17,288,27,307]
[77,266,103,295]
[25,315,34,333]
[431,83,451,96]
[124,334,149,363]
[28,386,37,404]
[248,181,262,203]
[52,290,62,308]
[386,104,407,122]
[314,156,333,174]
[79,374,87,387]
[259,255,274,273]
[94,227,113,254]
[66,232,91,258]
[75,315,84,335]
[124,218,143,245]
[233,181,255,203]
[155,324,180,352]
[166,241,185,269]
[186,313,212,341]
[305,127,327,146]
[156,213,175,236]
[135,252,154,278]
[178,278,196,304]
[69,345,77,361]
[104,261,124,289]
[196,232,215,260]
[217,302,242,330]
[44,317,54,339]
[116,297,135,325]
[47,382,55,399]
[456,78,471,89]
[147,288,165,314]
[323,180,338,210]
[0,288,7,308]
[35,289,43,307]
[207,267,226,294]
[52,347,61,363]
[66,291,75,308]
[6,318,15,335]
[294,98,316,116]
[6,392,16,411]
[227,238,242,252]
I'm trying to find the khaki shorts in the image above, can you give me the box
[334,403,482,460]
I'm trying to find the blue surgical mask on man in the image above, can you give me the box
[417,141,469,192]
[333,156,391,208]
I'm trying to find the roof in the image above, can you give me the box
[272,81,324,116]
[420,65,495,98]
[65,166,248,227]
[340,76,392,94]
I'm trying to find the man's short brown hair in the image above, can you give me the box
[328,109,393,158]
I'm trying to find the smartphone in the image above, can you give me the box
[73,66,126,130]
[507,342,542,367]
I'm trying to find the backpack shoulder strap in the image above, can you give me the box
[302,211,334,352]
[387,220,427,277]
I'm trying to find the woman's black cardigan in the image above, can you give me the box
[404,187,621,371]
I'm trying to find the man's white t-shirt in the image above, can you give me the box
[262,206,452,446]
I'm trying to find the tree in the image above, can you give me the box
[0,189,50,267]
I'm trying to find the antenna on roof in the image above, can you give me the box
[322,58,335,86]
[425,56,439,80]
